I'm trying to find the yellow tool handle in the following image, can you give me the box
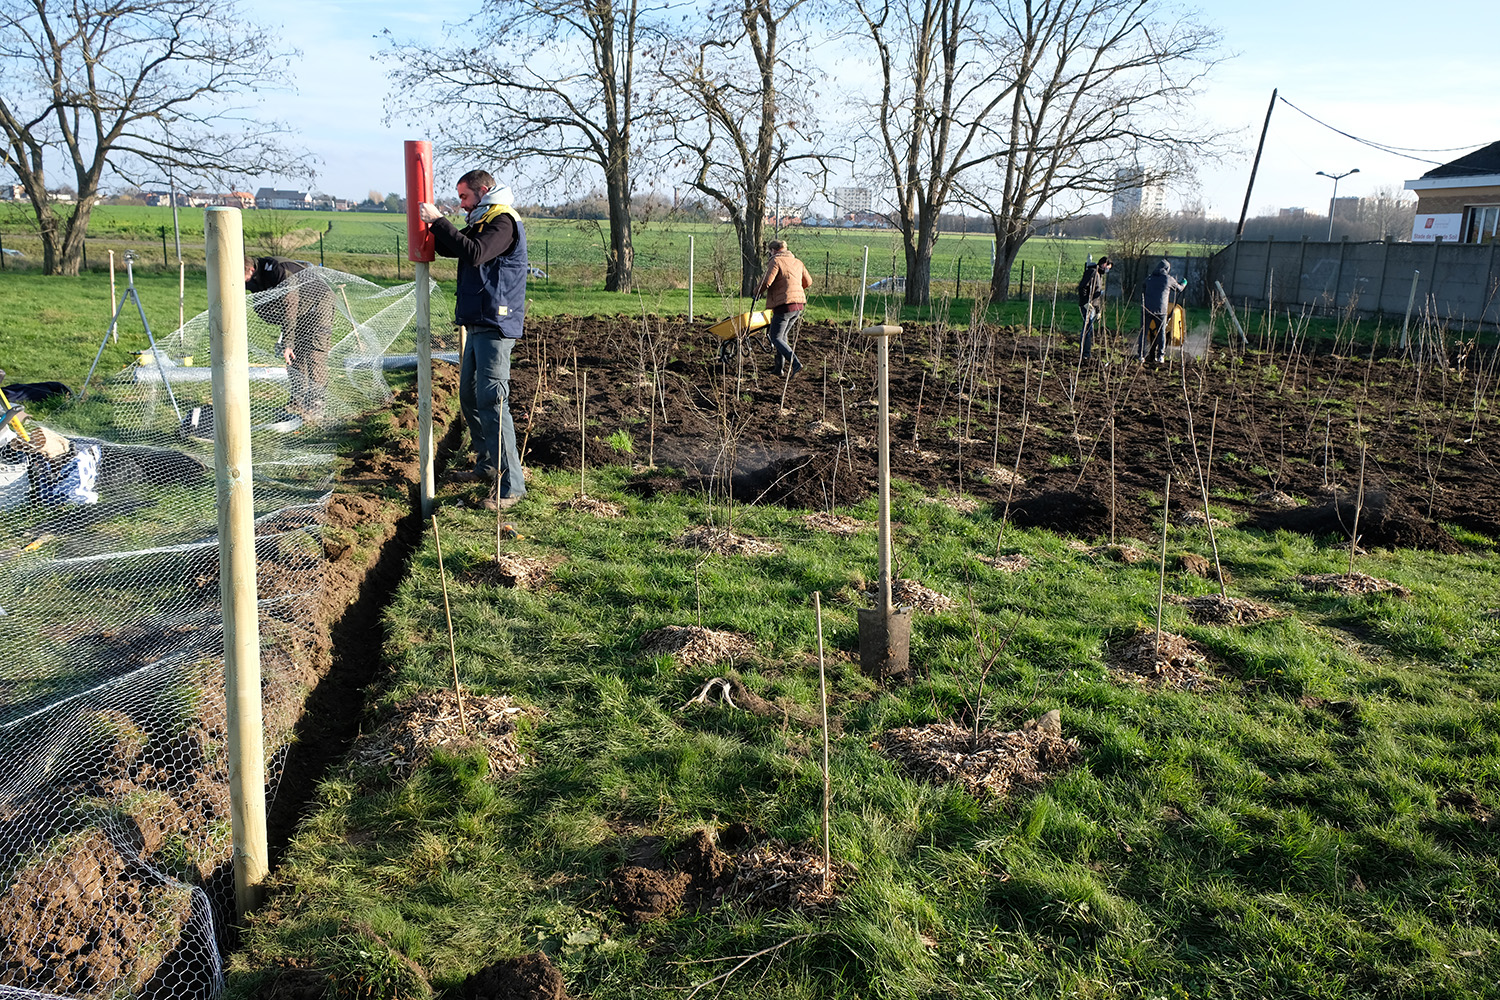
[0,386,29,443]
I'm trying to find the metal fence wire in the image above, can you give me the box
[0,267,439,998]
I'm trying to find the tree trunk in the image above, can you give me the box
[902,210,936,307]
[990,228,1026,302]
[738,191,766,297]
[604,152,634,292]
[57,199,95,276]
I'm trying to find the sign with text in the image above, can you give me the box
[1411,213,1462,242]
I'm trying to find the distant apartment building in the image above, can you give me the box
[1111,169,1166,216]
[1,184,24,201]
[1279,207,1307,219]
[833,186,872,216]
[254,187,313,210]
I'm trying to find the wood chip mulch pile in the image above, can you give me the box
[1255,490,1301,508]
[923,495,980,514]
[1295,572,1411,598]
[640,625,756,665]
[462,554,555,589]
[1176,509,1230,529]
[559,493,625,517]
[807,419,843,437]
[802,512,867,536]
[1108,628,1216,690]
[1070,541,1150,564]
[350,690,530,780]
[977,553,1031,573]
[874,716,1080,799]
[676,526,780,556]
[725,842,843,910]
[863,578,958,613]
[1167,593,1280,625]
[984,466,1026,486]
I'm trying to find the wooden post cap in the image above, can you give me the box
[861,324,903,337]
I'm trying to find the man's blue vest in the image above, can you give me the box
[457,205,528,338]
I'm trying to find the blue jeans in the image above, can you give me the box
[766,309,803,372]
[461,329,525,499]
[1079,303,1099,360]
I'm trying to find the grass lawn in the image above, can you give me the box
[225,457,1500,999]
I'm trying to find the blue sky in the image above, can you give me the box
[257,0,1499,220]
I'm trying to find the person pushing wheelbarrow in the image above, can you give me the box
[753,239,811,378]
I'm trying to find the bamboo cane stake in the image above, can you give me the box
[1156,476,1170,654]
[814,591,832,892]
[430,513,470,734]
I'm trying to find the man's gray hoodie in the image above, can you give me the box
[1142,259,1185,316]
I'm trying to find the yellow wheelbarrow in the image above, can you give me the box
[709,302,773,365]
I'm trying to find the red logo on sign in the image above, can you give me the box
[1425,218,1435,229]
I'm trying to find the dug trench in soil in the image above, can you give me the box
[509,317,1500,552]
[264,363,466,868]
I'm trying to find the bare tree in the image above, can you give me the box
[384,0,666,292]
[850,0,1022,306]
[0,0,308,275]
[658,0,835,295]
[1107,207,1173,300]
[1356,184,1417,242]
[954,0,1227,302]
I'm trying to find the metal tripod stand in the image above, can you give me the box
[81,251,182,421]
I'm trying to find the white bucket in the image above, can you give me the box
[0,461,28,510]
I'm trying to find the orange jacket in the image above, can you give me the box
[755,249,812,308]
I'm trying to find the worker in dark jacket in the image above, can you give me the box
[418,169,528,510]
[244,256,334,419]
[1076,255,1111,362]
[1139,259,1186,364]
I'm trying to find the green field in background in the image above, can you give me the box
[0,204,1221,292]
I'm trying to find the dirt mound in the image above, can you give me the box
[1006,485,1116,539]
[746,446,874,509]
[523,428,626,472]
[459,954,568,1000]
[1248,488,1461,553]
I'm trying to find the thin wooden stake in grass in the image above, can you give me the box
[1156,475,1170,655]
[1348,418,1368,578]
[813,590,831,893]
[430,513,469,735]
[579,368,588,497]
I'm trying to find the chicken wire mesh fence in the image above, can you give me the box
[0,266,442,998]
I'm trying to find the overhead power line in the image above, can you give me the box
[1276,96,1484,166]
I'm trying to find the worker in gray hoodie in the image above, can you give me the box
[1139,259,1185,364]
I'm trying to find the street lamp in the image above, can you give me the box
[1316,168,1359,241]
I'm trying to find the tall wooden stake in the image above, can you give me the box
[206,207,267,919]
